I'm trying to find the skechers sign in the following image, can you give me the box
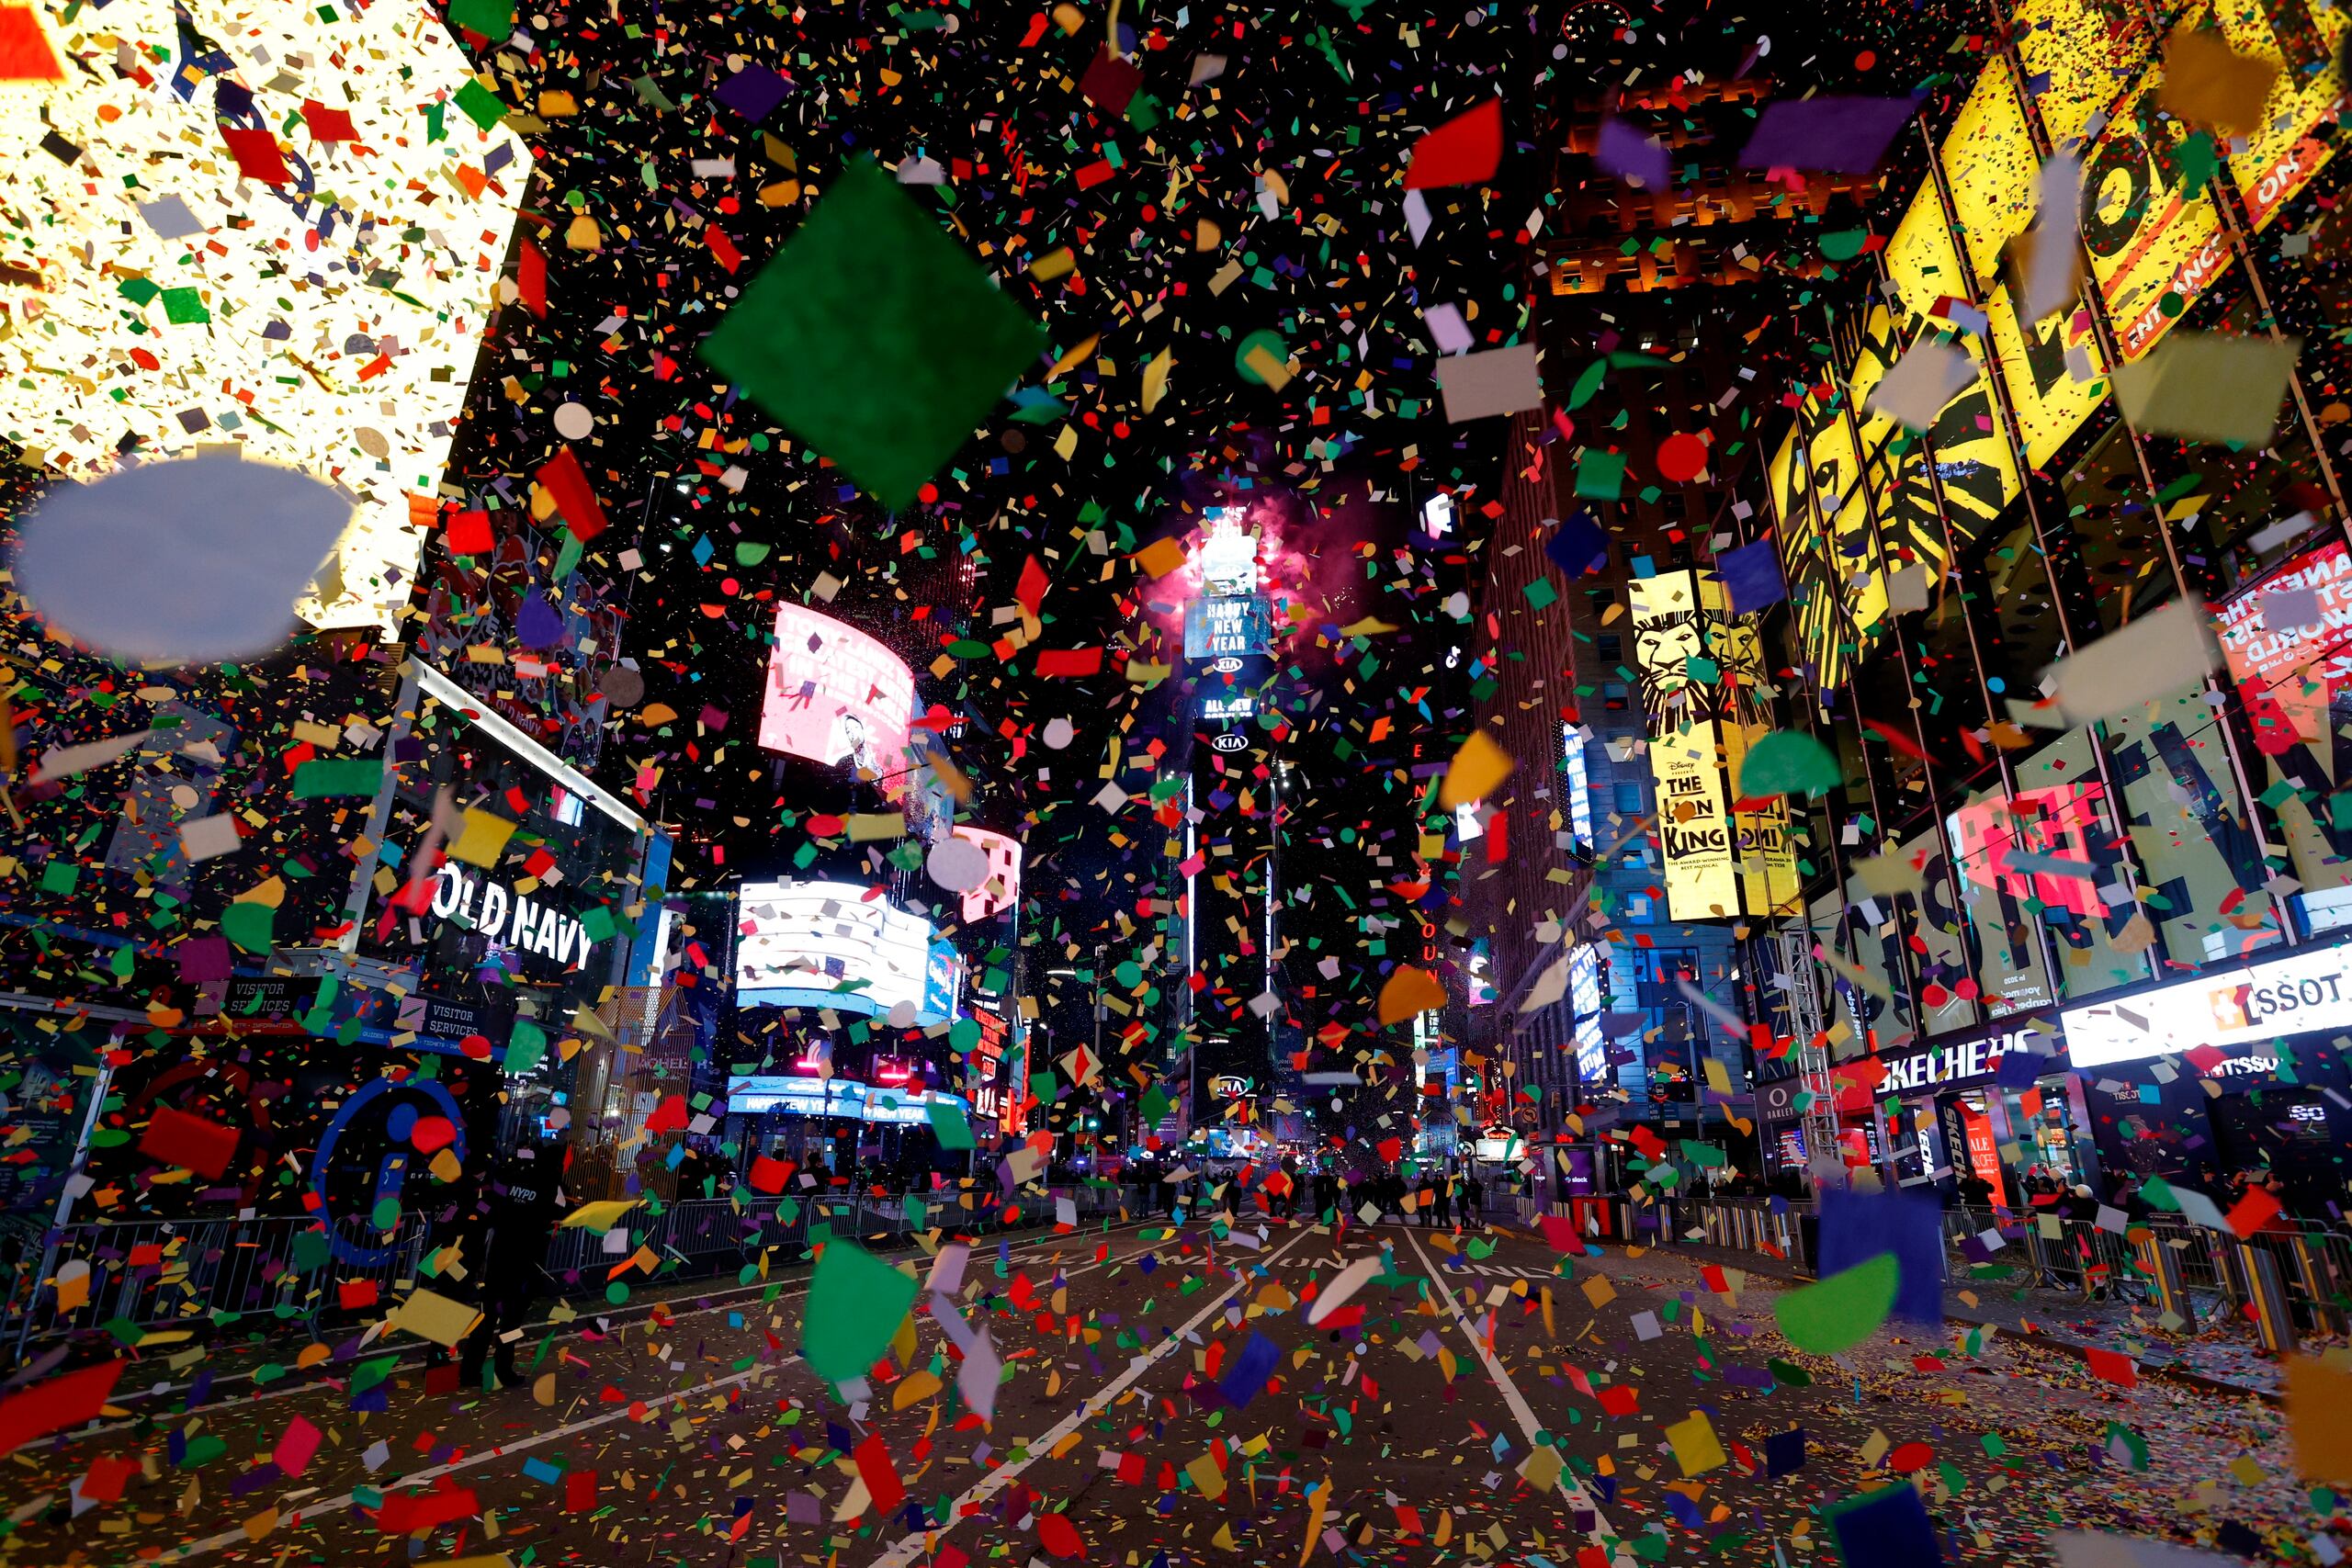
[431,866,600,969]
[1866,1022,2056,1095]
[2063,942,2352,1069]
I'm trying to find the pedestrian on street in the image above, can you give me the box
[459,1139,571,1391]
[1465,1171,1484,1223]
[1432,1171,1453,1228]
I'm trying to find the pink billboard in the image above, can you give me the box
[2217,541,2352,756]
[758,605,917,779]
[953,826,1023,922]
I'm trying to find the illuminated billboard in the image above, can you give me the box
[950,826,1023,923]
[1769,0,2347,686]
[1570,944,1606,1088]
[1770,189,2019,691]
[1628,570,1798,921]
[1184,593,1272,660]
[736,880,962,1023]
[2215,542,2352,884]
[0,0,531,636]
[758,605,918,780]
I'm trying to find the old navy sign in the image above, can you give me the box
[431,865,598,968]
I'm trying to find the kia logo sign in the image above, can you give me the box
[1211,732,1248,752]
[1211,657,1243,674]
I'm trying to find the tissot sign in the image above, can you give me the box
[431,866,600,968]
[2064,942,2352,1068]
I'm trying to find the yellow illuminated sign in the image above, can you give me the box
[1724,720,1801,919]
[1769,0,2348,688]
[2085,65,2231,361]
[1769,193,2021,693]
[0,0,531,636]
[2011,0,2233,366]
[2012,0,2154,149]
[1629,570,1798,920]
[2216,0,2348,231]
[1936,62,2037,283]
[1880,194,2020,552]
[1987,284,2109,469]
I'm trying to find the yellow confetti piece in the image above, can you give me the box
[447,807,516,868]
[390,1288,482,1348]
[1438,729,1513,810]
[1048,333,1100,378]
[1142,346,1175,413]
[1241,343,1293,389]
[891,1370,944,1409]
[561,1199,640,1233]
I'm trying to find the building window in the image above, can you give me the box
[1614,781,1645,815]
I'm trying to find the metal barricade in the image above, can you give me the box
[2275,1229,2352,1337]
[2129,1227,2198,1330]
[2220,1237,2300,1354]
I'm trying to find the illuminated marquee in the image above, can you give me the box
[950,826,1023,923]
[429,865,600,970]
[1628,570,1798,920]
[758,605,918,782]
[1202,692,1256,721]
[1769,0,2345,688]
[1569,944,1606,1088]
[736,879,961,1023]
[0,0,531,635]
[1184,593,1272,660]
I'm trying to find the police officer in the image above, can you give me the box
[459,1139,570,1389]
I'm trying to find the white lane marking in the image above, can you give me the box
[1402,1227,1616,1546]
[164,1365,763,1561]
[867,1227,1315,1568]
[151,1228,1194,1560]
[73,1224,1159,1444]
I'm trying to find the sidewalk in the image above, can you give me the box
[1562,1226,2307,1399]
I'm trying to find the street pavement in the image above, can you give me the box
[0,1213,2321,1568]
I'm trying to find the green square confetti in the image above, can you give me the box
[161,287,210,324]
[291,757,382,798]
[446,0,514,37]
[927,1097,975,1149]
[221,900,275,953]
[39,860,77,895]
[802,1239,917,1383]
[454,77,509,131]
[504,1019,548,1076]
[1575,449,1626,501]
[1522,577,1557,609]
[698,159,1047,511]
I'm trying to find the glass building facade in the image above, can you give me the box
[1746,0,2352,1206]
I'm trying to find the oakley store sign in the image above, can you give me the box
[2063,942,2352,1069]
